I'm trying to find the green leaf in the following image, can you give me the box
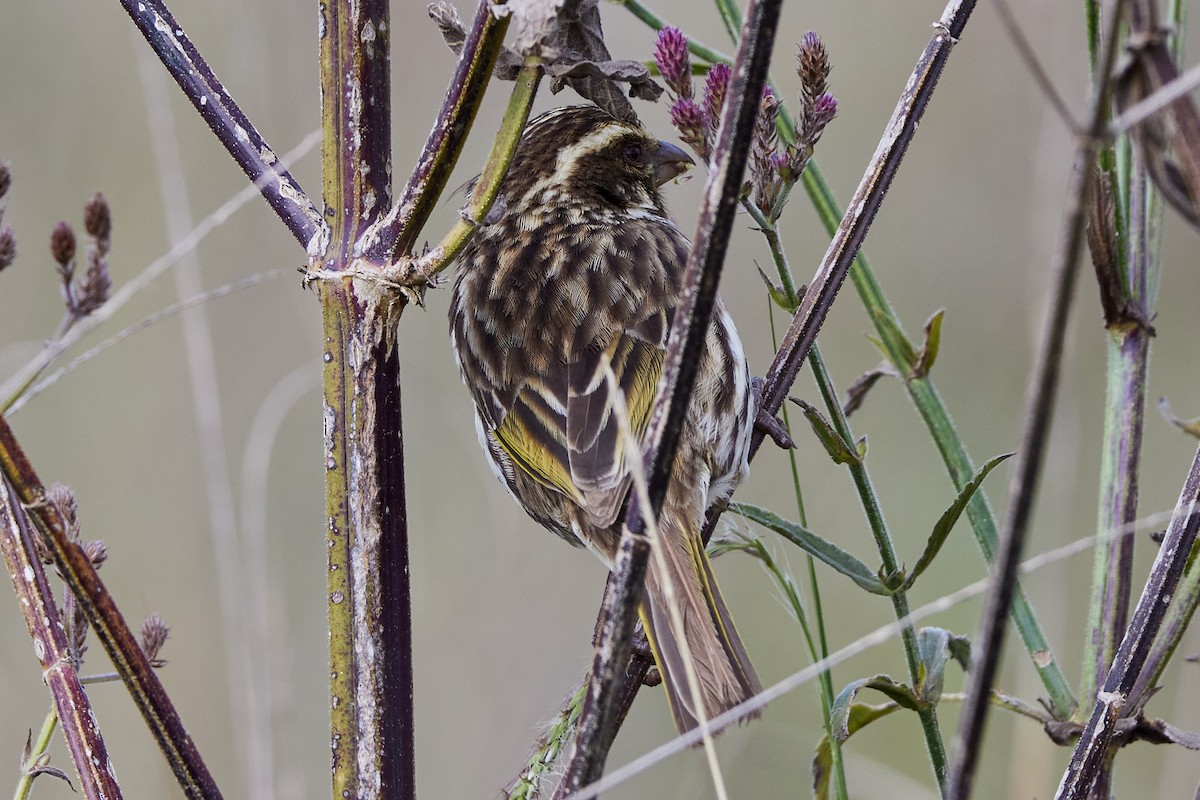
[913,308,945,378]
[900,452,1014,591]
[813,703,899,799]
[831,676,924,740]
[916,627,971,704]
[731,503,889,595]
[791,398,859,464]
[868,309,918,372]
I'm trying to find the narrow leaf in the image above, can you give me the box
[901,452,1013,591]
[813,703,899,799]
[731,502,888,594]
[831,676,924,740]
[791,398,859,464]
[913,308,944,378]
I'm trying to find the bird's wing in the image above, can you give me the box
[492,311,667,527]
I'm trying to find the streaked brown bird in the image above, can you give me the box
[449,104,761,733]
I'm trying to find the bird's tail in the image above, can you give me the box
[638,512,762,735]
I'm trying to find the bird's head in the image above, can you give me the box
[508,105,694,212]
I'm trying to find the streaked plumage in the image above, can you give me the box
[450,104,761,733]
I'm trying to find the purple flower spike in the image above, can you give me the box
[655,27,692,98]
[813,93,839,128]
[669,96,708,161]
[703,63,731,130]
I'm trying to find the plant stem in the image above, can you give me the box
[368,1,513,261]
[13,706,60,800]
[404,60,542,282]
[1055,444,1200,799]
[807,346,948,793]
[0,415,219,798]
[120,0,323,249]
[767,300,846,800]
[0,484,121,800]
[317,0,404,797]
[744,198,799,308]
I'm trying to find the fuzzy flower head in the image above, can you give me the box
[703,62,731,136]
[670,96,708,162]
[654,27,692,99]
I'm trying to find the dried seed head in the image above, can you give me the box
[797,32,831,110]
[141,614,170,667]
[75,243,111,317]
[50,221,76,267]
[0,226,14,273]
[654,27,692,99]
[68,595,89,664]
[669,96,708,162]
[83,193,111,243]
[751,90,781,210]
[0,161,10,202]
[47,483,80,541]
[84,539,108,569]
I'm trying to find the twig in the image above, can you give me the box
[0,415,222,798]
[1054,448,1200,799]
[396,59,543,284]
[119,0,324,251]
[0,480,120,800]
[552,0,785,793]
[365,0,513,261]
[947,1,1129,795]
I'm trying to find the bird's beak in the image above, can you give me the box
[651,140,695,186]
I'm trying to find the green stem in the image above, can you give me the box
[767,301,846,800]
[745,199,799,308]
[406,61,542,281]
[617,0,1076,718]
[611,0,733,65]
[808,345,948,793]
[13,706,59,800]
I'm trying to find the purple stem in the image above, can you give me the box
[120,0,324,250]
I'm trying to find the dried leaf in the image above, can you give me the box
[510,0,650,121]
[26,764,75,792]
[545,59,663,102]
[1116,39,1200,231]
[842,363,899,417]
[1159,397,1200,439]
[428,2,524,79]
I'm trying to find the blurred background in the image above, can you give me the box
[2,1,1199,797]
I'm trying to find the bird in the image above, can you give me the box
[449,104,761,734]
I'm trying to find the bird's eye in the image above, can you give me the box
[623,142,644,164]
